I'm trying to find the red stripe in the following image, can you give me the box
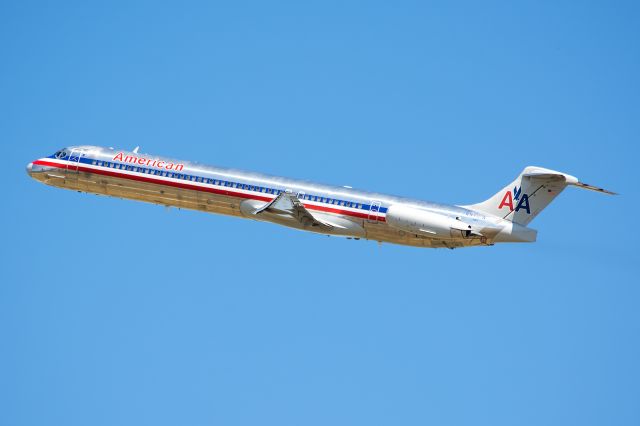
[33,159,386,222]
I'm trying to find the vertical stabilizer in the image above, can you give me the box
[463,166,615,225]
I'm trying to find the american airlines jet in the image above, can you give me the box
[27,146,615,249]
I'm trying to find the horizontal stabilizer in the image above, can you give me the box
[572,181,617,195]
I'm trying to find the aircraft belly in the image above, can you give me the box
[70,171,242,217]
[363,222,485,248]
[45,170,484,248]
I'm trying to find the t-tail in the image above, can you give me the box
[464,166,616,226]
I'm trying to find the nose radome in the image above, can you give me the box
[26,162,33,175]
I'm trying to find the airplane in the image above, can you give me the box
[26,146,615,249]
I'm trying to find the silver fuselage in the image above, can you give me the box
[27,145,526,248]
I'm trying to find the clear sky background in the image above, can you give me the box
[2,1,638,425]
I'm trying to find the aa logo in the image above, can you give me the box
[498,186,531,214]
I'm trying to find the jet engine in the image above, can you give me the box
[386,205,483,240]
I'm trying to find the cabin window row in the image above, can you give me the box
[90,160,364,210]
[299,194,363,209]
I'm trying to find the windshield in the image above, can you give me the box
[53,149,67,159]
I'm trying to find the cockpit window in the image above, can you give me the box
[54,150,67,159]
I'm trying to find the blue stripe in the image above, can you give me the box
[64,154,388,214]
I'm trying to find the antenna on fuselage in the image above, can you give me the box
[133,146,140,154]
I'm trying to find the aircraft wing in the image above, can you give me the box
[254,192,334,229]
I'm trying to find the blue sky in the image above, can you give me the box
[2,1,639,425]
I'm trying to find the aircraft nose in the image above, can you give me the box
[26,162,33,175]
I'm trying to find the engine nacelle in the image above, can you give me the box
[386,205,481,239]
